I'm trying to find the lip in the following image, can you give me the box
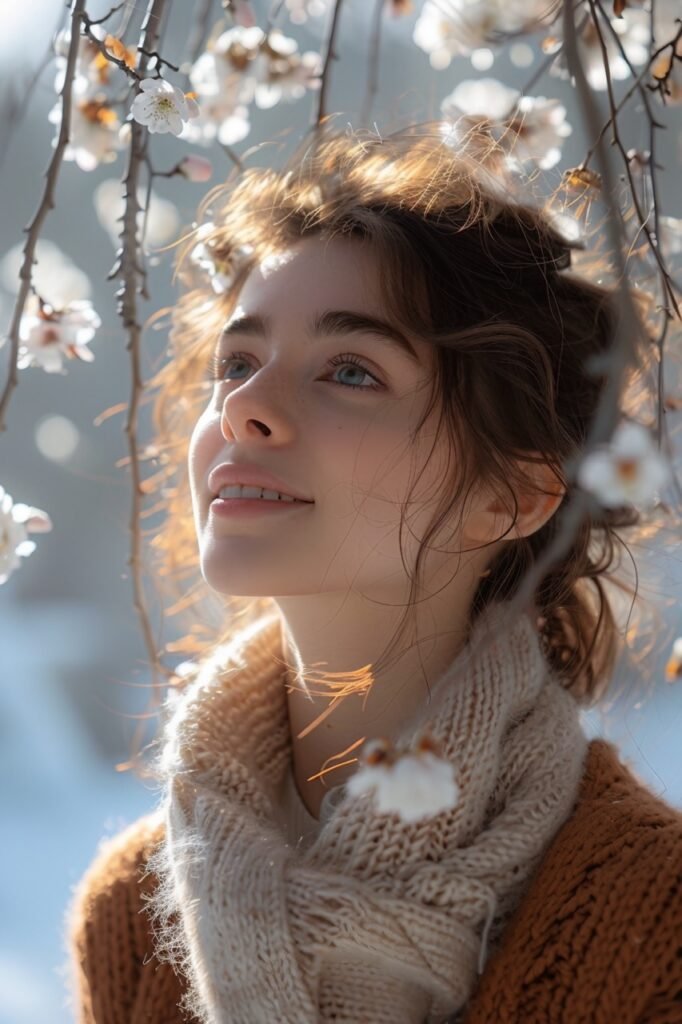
[210,496,313,518]
[207,462,314,503]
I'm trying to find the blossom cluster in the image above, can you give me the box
[183,22,324,147]
[345,733,461,824]
[48,25,133,171]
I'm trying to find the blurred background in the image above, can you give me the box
[0,1,680,1021]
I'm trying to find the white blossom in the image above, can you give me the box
[345,735,460,824]
[53,25,108,94]
[440,78,572,171]
[1,239,91,308]
[93,179,180,249]
[441,77,519,121]
[48,82,122,172]
[17,296,101,374]
[185,23,321,142]
[189,223,253,294]
[577,421,672,509]
[131,78,200,136]
[180,95,251,148]
[0,484,53,586]
[414,0,561,69]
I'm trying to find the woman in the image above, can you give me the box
[65,124,681,1023]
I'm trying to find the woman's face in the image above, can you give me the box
[188,234,483,602]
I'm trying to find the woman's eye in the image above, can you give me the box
[204,351,383,391]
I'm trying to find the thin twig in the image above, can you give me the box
[314,0,345,126]
[359,0,384,128]
[80,13,143,80]
[186,0,216,68]
[138,46,180,72]
[0,0,87,434]
[218,141,245,170]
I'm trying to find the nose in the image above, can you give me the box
[218,367,294,442]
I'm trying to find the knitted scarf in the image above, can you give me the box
[143,599,588,1024]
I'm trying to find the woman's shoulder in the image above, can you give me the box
[463,737,682,1023]
[65,808,190,1024]
[72,809,166,895]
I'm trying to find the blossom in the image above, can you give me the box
[184,23,321,143]
[54,25,106,92]
[48,83,122,171]
[576,421,672,508]
[0,484,53,586]
[414,0,561,69]
[177,154,213,182]
[131,78,200,136]
[1,239,91,309]
[440,78,572,172]
[252,38,323,109]
[345,733,460,824]
[93,179,180,249]
[189,223,253,294]
[17,296,101,374]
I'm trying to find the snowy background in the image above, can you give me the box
[0,2,680,1022]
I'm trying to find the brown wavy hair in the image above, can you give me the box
[125,119,675,774]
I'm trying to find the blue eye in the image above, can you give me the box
[204,351,383,391]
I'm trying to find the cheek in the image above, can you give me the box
[188,416,215,497]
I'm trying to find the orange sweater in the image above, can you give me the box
[65,738,682,1023]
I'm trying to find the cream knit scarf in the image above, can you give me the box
[143,599,588,1024]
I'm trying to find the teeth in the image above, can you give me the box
[218,484,297,502]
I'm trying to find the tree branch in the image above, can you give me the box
[112,0,177,774]
[0,0,87,433]
[314,0,345,125]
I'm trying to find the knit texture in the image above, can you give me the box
[138,599,588,1024]
[64,737,682,1023]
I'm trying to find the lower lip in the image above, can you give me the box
[210,497,314,517]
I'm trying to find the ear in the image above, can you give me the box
[462,455,566,546]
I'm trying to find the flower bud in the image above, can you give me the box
[178,154,213,183]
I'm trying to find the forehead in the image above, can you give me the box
[237,235,382,309]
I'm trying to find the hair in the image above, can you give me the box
[123,119,676,776]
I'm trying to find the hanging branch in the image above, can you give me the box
[314,0,345,125]
[506,0,680,625]
[590,0,680,454]
[0,0,87,434]
[359,0,384,128]
[110,0,177,772]
[588,0,679,320]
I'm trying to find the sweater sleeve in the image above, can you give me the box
[64,810,189,1024]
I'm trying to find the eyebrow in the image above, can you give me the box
[218,309,420,364]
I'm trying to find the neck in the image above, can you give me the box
[276,565,483,819]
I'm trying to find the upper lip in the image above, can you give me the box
[208,463,314,502]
